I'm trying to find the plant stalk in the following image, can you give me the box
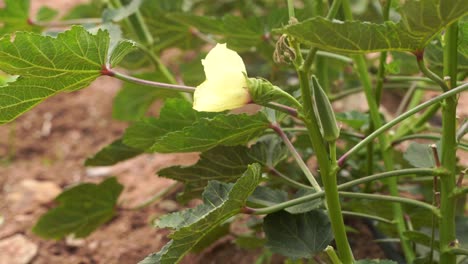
[438,22,459,264]
[289,0,353,261]
[270,123,322,191]
[341,0,413,259]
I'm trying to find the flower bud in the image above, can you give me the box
[312,76,340,141]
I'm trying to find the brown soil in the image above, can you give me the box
[0,1,466,264]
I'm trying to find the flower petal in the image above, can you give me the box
[193,72,250,112]
[202,43,246,80]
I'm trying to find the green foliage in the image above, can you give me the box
[123,98,215,150]
[263,210,332,259]
[404,142,439,168]
[140,164,262,264]
[85,139,142,166]
[276,0,468,53]
[0,0,36,35]
[112,72,179,121]
[36,7,59,22]
[124,99,269,153]
[0,26,135,124]
[160,138,287,200]
[32,177,123,239]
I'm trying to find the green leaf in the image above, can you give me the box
[234,235,266,250]
[404,230,440,249]
[32,177,123,239]
[122,98,214,150]
[36,7,59,22]
[103,0,143,22]
[248,186,288,207]
[276,0,468,53]
[285,189,323,214]
[141,163,262,264]
[403,142,439,168]
[190,222,231,253]
[159,138,287,200]
[0,26,136,124]
[85,139,142,166]
[151,112,269,153]
[0,0,36,35]
[63,0,104,20]
[112,72,179,121]
[160,146,255,200]
[336,111,369,131]
[263,210,333,259]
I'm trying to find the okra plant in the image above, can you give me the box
[1,0,467,263]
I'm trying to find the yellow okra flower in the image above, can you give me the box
[193,43,251,112]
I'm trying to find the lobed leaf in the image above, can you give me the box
[140,164,262,264]
[0,0,36,36]
[122,98,215,150]
[0,26,135,124]
[32,177,123,239]
[85,139,142,166]
[159,138,287,200]
[263,210,333,259]
[276,0,468,53]
[150,112,269,153]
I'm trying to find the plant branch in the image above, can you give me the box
[102,68,196,93]
[339,192,440,217]
[338,82,468,166]
[249,168,437,214]
[267,167,315,190]
[415,51,449,92]
[264,102,298,117]
[438,21,459,264]
[270,123,322,191]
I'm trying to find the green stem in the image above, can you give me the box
[339,192,440,217]
[287,0,295,18]
[416,53,449,92]
[136,44,177,84]
[375,0,392,103]
[338,82,468,165]
[265,102,298,117]
[386,75,435,83]
[325,246,343,264]
[315,51,353,64]
[439,22,459,264]
[31,18,103,27]
[395,83,417,116]
[342,0,412,257]
[270,123,322,191]
[103,68,196,93]
[341,211,394,224]
[393,103,440,139]
[267,167,315,190]
[250,167,438,215]
[392,134,468,150]
[288,0,352,261]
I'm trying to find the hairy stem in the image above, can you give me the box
[439,22,459,264]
